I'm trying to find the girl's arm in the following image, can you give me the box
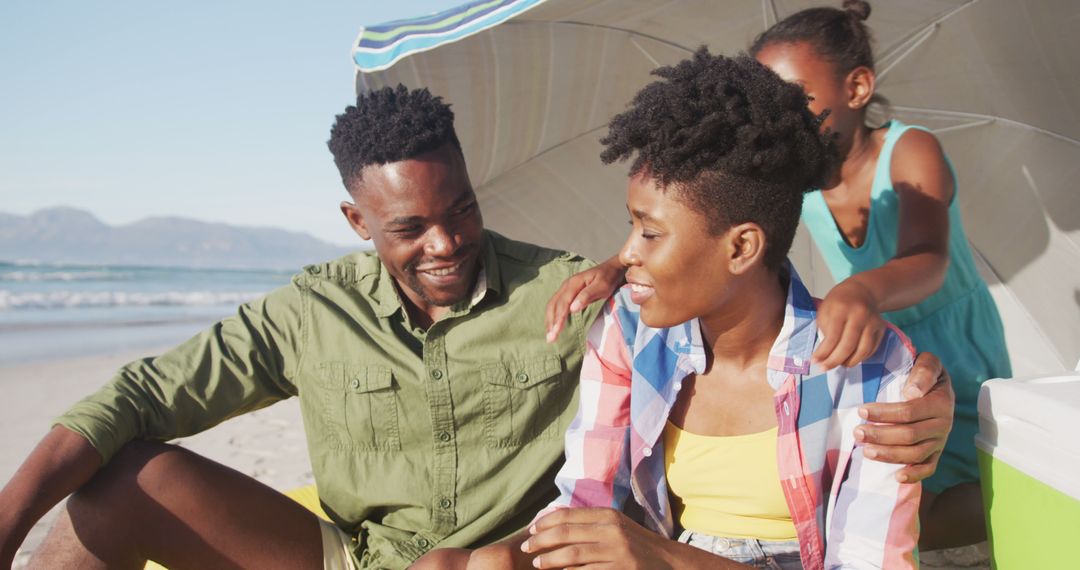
[813,128,953,370]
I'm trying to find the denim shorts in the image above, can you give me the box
[677,529,802,569]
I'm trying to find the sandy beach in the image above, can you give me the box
[1,346,989,569]
[1,345,314,567]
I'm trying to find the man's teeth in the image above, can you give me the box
[425,264,460,276]
[630,283,651,293]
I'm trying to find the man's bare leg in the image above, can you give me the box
[29,440,324,570]
[918,483,986,551]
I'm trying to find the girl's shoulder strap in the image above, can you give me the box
[873,120,932,196]
[876,120,958,204]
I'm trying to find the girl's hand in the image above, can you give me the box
[813,279,887,369]
[545,255,626,342]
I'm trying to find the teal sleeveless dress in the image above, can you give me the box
[801,120,1011,493]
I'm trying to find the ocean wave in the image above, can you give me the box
[0,270,132,282]
[0,290,265,310]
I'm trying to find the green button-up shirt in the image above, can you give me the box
[56,231,601,569]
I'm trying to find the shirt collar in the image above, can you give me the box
[678,259,816,378]
[371,231,501,319]
[766,259,818,376]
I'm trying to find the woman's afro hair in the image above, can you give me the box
[600,47,834,270]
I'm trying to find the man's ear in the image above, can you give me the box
[847,66,876,110]
[726,223,767,275]
[340,201,372,241]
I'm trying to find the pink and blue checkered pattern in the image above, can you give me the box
[543,262,920,569]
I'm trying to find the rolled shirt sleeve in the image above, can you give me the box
[55,277,308,464]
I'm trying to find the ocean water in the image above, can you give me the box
[0,261,293,365]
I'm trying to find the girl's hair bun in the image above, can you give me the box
[842,0,871,21]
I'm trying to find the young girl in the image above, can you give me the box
[749,1,1010,549]
[546,0,1008,551]
[416,48,918,570]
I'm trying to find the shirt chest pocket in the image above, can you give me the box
[481,356,571,448]
[315,362,401,452]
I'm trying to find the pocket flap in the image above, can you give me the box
[348,366,394,393]
[482,356,563,389]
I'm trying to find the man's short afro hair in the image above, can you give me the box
[328,84,461,191]
[601,47,834,270]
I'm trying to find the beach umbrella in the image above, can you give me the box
[352,0,1080,376]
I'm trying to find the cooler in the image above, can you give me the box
[975,372,1080,569]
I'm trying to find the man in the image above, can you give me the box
[0,85,953,570]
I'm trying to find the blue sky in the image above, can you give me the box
[0,1,462,246]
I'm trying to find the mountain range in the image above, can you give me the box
[0,207,356,269]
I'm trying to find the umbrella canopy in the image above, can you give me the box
[353,0,1080,375]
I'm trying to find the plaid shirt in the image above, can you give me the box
[544,263,920,569]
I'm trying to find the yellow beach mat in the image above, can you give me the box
[144,484,329,570]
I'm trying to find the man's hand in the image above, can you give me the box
[857,351,954,483]
[545,255,626,342]
[813,279,888,370]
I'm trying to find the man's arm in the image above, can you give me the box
[858,351,954,483]
[57,282,305,465]
[0,427,101,567]
[0,282,308,565]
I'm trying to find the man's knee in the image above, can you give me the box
[67,440,188,522]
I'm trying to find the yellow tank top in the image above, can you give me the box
[663,420,797,540]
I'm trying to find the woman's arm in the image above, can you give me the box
[545,255,626,342]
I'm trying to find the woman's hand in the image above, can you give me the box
[522,508,751,569]
[522,508,675,570]
[545,255,626,342]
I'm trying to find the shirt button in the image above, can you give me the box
[783,401,791,416]
[642,447,652,457]
[439,498,452,509]
[516,372,529,383]
[674,382,682,391]
[715,537,730,551]
[438,431,452,442]
[417,538,430,548]
[793,357,804,366]
[350,379,360,389]
[431,369,443,380]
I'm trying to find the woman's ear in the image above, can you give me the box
[726,223,767,275]
[847,66,876,110]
